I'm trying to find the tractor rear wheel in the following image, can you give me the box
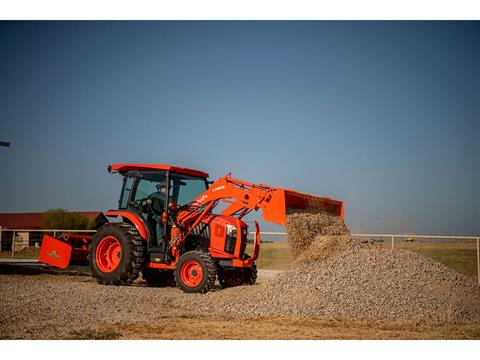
[174,250,216,293]
[142,268,175,287]
[89,222,146,285]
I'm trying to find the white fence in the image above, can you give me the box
[1,227,479,284]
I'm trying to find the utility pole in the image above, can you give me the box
[0,141,10,147]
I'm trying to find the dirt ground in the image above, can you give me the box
[1,273,479,340]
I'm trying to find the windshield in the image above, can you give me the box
[134,173,166,201]
[169,174,208,207]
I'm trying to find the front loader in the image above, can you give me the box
[39,164,343,293]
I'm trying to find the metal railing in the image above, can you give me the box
[1,227,479,284]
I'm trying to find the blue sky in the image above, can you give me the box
[0,21,479,234]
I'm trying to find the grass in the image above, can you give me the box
[246,242,294,270]
[469,327,480,338]
[91,316,480,340]
[251,240,479,282]
[68,327,120,340]
[0,249,40,259]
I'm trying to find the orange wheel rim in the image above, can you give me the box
[96,236,122,273]
[180,260,203,287]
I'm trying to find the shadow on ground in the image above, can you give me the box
[0,263,90,276]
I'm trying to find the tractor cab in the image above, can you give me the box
[108,164,209,257]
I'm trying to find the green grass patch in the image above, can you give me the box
[69,327,120,340]
[247,242,294,270]
[469,327,480,339]
[0,250,39,259]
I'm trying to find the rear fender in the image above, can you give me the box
[104,210,149,240]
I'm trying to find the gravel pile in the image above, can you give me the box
[194,209,480,324]
[199,246,480,324]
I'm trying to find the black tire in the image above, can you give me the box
[142,268,175,287]
[88,222,146,285]
[174,250,216,293]
[218,263,257,288]
[243,263,257,285]
[218,268,246,289]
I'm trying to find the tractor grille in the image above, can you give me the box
[225,232,236,254]
[239,227,248,258]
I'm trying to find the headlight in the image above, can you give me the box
[226,224,237,238]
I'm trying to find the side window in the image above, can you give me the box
[134,179,159,201]
[120,176,135,209]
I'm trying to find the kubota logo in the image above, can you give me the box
[212,185,225,192]
[47,250,60,259]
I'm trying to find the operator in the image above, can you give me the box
[149,183,167,215]
[147,183,167,249]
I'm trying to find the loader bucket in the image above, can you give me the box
[262,188,344,226]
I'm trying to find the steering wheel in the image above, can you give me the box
[128,196,155,212]
[128,198,144,209]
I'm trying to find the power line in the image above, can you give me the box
[0,141,10,147]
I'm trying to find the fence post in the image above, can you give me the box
[391,235,395,250]
[11,230,16,258]
[477,237,480,285]
[0,226,2,252]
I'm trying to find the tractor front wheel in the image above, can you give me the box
[174,250,216,293]
[218,268,246,288]
[218,263,257,288]
[89,222,146,285]
[243,263,257,285]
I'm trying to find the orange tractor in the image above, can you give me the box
[39,164,343,293]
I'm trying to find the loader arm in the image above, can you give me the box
[175,174,343,229]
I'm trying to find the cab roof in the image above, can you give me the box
[108,164,209,178]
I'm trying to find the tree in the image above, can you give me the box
[41,209,96,230]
